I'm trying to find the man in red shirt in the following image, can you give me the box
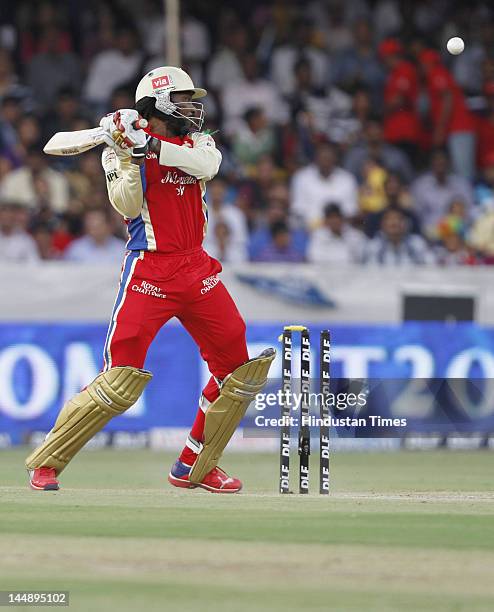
[420,49,476,180]
[379,39,422,163]
[26,67,275,493]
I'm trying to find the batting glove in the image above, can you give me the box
[99,109,148,157]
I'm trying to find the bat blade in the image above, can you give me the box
[43,127,106,156]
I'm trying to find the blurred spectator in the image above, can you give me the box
[307,203,366,264]
[27,26,81,111]
[66,151,106,208]
[420,49,476,180]
[0,49,30,102]
[0,146,69,213]
[288,57,356,145]
[222,53,288,135]
[365,172,421,237]
[379,39,422,162]
[358,161,388,213]
[315,0,353,53]
[0,200,39,262]
[345,87,372,146]
[453,22,494,95]
[0,96,21,164]
[136,0,167,56]
[330,18,384,105]
[232,107,277,166]
[475,154,494,211]
[182,10,211,67]
[207,25,248,93]
[411,149,473,236]
[270,19,327,96]
[203,177,248,262]
[64,209,125,263]
[363,207,435,265]
[207,220,247,264]
[373,0,403,40]
[236,155,285,224]
[43,88,83,141]
[436,233,480,266]
[434,198,470,242]
[249,180,307,259]
[16,115,42,157]
[469,207,494,260]
[292,142,358,227]
[253,221,305,262]
[31,221,60,260]
[108,86,135,113]
[476,82,494,171]
[84,26,143,109]
[344,118,414,184]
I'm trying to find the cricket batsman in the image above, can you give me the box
[26,67,275,493]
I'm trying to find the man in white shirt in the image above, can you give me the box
[411,150,473,236]
[0,201,39,262]
[64,209,125,263]
[291,142,358,227]
[363,207,436,265]
[221,53,288,135]
[307,203,366,263]
[203,177,248,262]
[1,147,69,214]
[84,27,144,108]
[270,19,328,96]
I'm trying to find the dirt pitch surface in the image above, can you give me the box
[1,449,493,611]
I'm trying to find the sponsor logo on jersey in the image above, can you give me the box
[131,280,166,299]
[200,274,220,295]
[161,171,197,185]
[152,75,171,90]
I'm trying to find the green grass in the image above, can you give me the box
[1,449,493,611]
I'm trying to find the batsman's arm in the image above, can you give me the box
[159,132,222,181]
[101,148,143,219]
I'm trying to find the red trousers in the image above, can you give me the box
[103,248,248,402]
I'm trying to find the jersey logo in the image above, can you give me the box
[176,186,185,196]
[200,274,220,295]
[131,280,166,299]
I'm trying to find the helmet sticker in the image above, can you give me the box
[152,75,172,90]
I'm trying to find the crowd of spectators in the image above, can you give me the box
[2,0,494,266]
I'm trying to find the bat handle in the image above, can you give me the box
[132,118,148,130]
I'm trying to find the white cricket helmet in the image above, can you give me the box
[135,66,206,131]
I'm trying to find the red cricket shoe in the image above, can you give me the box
[29,467,59,491]
[168,459,242,493]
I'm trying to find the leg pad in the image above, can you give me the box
[25,367,152,473]
[189,349,275,483]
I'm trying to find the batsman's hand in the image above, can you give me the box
[99,109,148,157]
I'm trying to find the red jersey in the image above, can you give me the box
[121,131,221,253]
[383,60,421,143]
[476,115,494,169]
[426,65,475,134]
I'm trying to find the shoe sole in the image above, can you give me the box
[29,481,59,491]
[168,473,241,494]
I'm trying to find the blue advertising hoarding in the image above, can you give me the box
[1,322,494,444]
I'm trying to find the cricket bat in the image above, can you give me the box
[43,119,148,156]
